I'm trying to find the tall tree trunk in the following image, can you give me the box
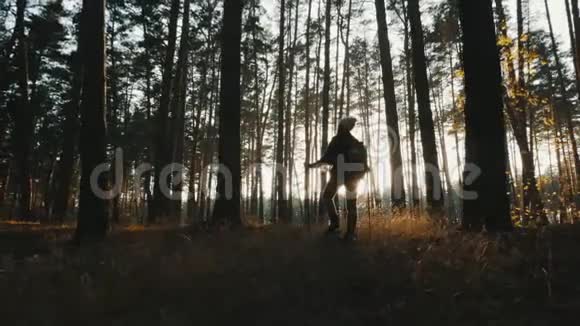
[516,0,525,86]
[518,0,545,222]
[75,0,108,242]
[285,0,300,221]
[170,0,191,218]
[304,0,314,225]
[275,0,287,222]
[338,0,352,119]
[459,0,512,232]
[565,0,580,92]
[333,3,341,127]
[375,0,406,208]
[140,3,154,223]
[319,0,332,215]
[204,58,220,219]
[151,0,180,222]
[401,1,420,207]
[11,0,32,220]
[52,47,83,221]
[108,0,122,224]
[433,85,455,217]
[546,0,580,194]
[313,0,323,218]
[250,1,266,217]
[407,0,444,213]
[212,0,243,226]
[361,65,379,205]
[496,0,544,222]
[449,48,462,188]
[571,0,580,89]
[187,91,202,221]
[258,66,276,222]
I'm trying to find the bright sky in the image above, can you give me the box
[260,0,572,51]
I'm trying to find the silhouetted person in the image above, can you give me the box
[307,117,368,240]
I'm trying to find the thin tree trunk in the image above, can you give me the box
[304,0,314,225]
[403,5,419,208]
[333,3,341,128]
[546,0,580,194]
[496,0,545,222]
[152,0,180,222]
[170,0,191,218]
[407,0,444,213]
[275,0,287,222]
[565,0,580,92]
[375,0,406,208]
[52,39,83,221]
[284,0,300,221]
[433,85,455,217]
[11,0,33,220]
[319,0,332,215]
[571,0,580,89]
[338,0,352,119]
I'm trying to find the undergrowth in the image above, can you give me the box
[0,215,578,325]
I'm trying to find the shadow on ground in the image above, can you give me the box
[0,218,579,325]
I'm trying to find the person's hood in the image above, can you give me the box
[338,117,357,134]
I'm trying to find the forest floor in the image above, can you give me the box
[0,217,579,325]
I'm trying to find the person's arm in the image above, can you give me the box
[307,136,338,168]
[306,161,325,169]
[318,136,339,164]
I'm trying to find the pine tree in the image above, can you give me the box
[407,0,444,213]
[459,0,512,232]
[212,0,243,226]
[375,0,406,208]
[151,0,180,222]
[75,0,109,242]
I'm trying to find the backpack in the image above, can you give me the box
[345,140,369,173]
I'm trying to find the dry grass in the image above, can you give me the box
[0,215,578,325]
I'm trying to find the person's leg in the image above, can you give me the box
[344,179,359,239]
[322,175,339,231]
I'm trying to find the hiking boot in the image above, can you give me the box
[341,232,357,242]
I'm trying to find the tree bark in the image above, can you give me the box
[304,0,314,225]
[319,0,332,215]
[275,0,287,222]
[375,0,406,208]
[565,0,580,92]
[170,0,191,218]
[571,0,580,88]
[459,0,512,232]
[407,0,444,213]
[285,0,300,221]
[52,47,83,221]
[75,0,109,242]
[496,0,545,222]
[338,0,352,120]
[212,0,243,226]
[10,0,33,220]
[546,0,580,195]
[151,0,180,222]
